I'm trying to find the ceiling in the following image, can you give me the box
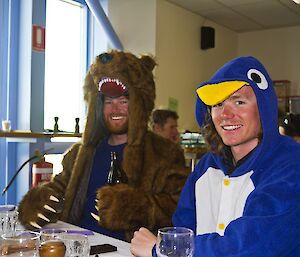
[166,0,300,32]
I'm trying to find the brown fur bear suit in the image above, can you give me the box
[18,50,189,241]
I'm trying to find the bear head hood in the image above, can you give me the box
[82,50,156,146]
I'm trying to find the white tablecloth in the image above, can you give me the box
[43,221,133,257]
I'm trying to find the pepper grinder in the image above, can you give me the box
[75,117,80,133]
[54,117,59,133]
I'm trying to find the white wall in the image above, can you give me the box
[108,0,238,131]
[104,2,300,129]
[108,0,156,55]
[155,0,237,131]
[238,26,300,96]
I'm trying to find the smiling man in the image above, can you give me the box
[18,51,189,242]
[210,85,261,163]
[131,56,300,257]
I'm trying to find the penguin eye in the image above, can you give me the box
[247,69,268,90]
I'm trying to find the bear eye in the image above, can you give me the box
[97,53,113,64]
[247,68,268,90]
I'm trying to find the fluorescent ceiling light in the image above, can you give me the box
[293,0,300,4]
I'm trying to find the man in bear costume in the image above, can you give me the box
[18,50,189,241]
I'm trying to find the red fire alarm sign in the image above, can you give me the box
[32,25,45,52]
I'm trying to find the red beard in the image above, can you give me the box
[104,114,128,135]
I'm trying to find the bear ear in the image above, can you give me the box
[140,55,157,71]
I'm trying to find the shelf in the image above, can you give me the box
[273,80,290,98]
[0,130,82,138]
[0,131,82,143]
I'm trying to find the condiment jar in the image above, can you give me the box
[39,239,66,257]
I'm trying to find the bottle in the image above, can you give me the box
[107,152,128,185]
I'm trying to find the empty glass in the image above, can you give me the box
[40,228,67,243]
[1,120,11,132]
[0,205,18,236]
[0,230,40,256]
[156,227,194,257]
[56,233,90,257]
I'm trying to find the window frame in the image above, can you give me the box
[0,0,20,205]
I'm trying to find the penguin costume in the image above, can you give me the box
[172,56,300,256]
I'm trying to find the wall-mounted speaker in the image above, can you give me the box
[201,26,215,50]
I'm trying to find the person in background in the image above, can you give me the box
[151,109,180,143]
[17,50,189,242]
[130,56,300,256]
[279,113,300,143]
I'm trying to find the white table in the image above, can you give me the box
[43,221,133,257]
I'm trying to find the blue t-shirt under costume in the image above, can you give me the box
[170,57,300,257]
[79,138,126,241]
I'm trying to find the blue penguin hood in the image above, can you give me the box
[196,56,279,146]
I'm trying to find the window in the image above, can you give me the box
[0,0,109,205]
[44,0,87,133]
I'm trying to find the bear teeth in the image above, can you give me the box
[98,77,126,90]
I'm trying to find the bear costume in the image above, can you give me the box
[18,50,189,241]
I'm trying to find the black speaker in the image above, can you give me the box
[201,26,215,50]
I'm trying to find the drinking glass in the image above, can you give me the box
[1,120,11,132]
[156,227,194,257]
[0,205,18,237]
[40,228,67,243]
[57,233,90,257]
[0,230,40,256]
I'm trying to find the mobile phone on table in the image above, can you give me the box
[90,244,117,255]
